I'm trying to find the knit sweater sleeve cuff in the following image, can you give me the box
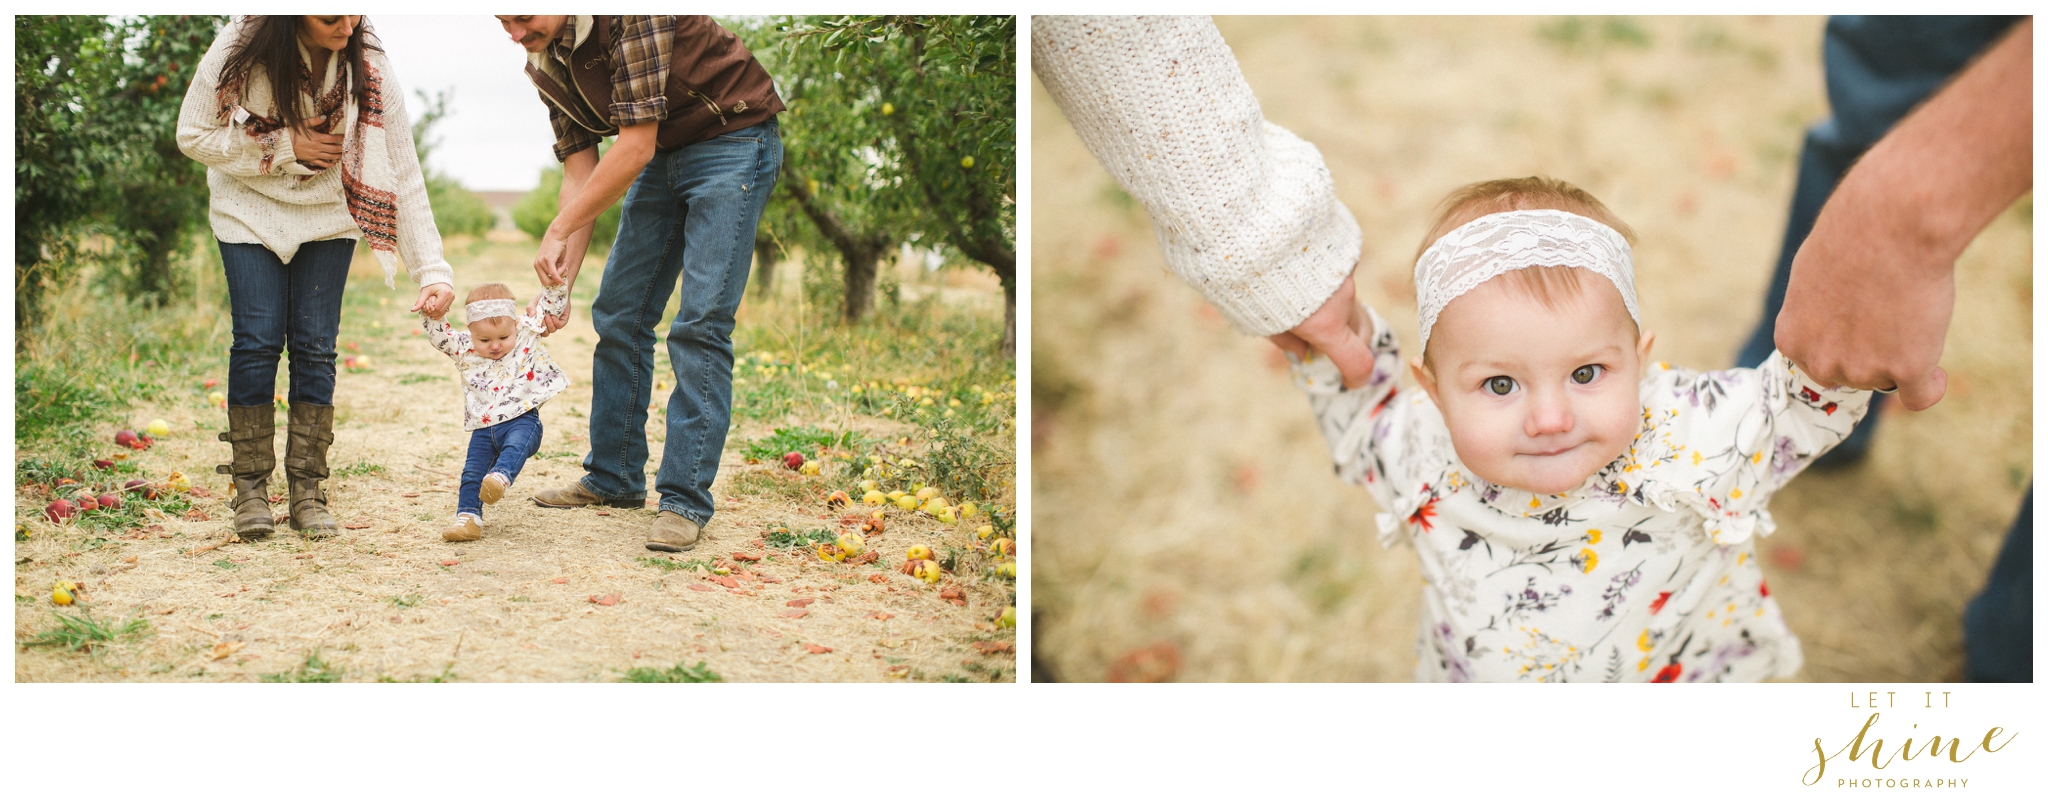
[410,260,454,291]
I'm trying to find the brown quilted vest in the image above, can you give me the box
[525,15,784,151]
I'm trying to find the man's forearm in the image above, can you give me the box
[549,122,656,245]
[1827,18,2032,265]
[555,150,599,288]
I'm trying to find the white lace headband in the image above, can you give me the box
[1413,209,1639,354]
[464,299,518,325]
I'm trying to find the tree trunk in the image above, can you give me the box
[842,243,882,324]
[751,235,780,299]
[1001,278,1015,359]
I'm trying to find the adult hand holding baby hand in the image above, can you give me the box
[1267,273,1376,390]
[528,292,571,336]
[1775,205,1953,411]
[412,282,454,320]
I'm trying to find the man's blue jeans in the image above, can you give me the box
[219,238,356,407]
[459,409,543,519]
[579,119,781,528]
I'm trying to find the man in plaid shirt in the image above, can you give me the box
[498,15,784,553]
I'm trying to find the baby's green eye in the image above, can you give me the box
[1571,365,1602,385]
[1485,376,1516,396]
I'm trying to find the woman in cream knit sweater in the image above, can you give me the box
[178,15,455,540]
[1032,15,1378,388]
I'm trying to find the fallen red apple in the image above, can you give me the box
[97,493,121,510]
[124,478,159,500]
[827,490,850,509]
[204,378,219,389]
[45,499,78,523]
[782,451,804,471]
[92,459,114,470]
[77,495,99,512]
[115,429,140,449]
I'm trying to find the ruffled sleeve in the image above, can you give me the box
[1625,352,1870,545]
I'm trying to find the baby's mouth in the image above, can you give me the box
[1523,443,1581,458]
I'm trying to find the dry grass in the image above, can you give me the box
[15,237,1017,682]
[1031,16,2030,682]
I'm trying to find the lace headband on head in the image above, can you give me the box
[1413,209,1638,354]
[464,299,518,325]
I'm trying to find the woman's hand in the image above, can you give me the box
[292,126,345,171]
[412,282,454,320]
[1267,273,1376,389]
[527,291,572,336]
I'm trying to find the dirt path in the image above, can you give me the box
[15,237,1017,682]
[1032,16,2030,682]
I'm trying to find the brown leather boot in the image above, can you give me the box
[284,402,340,538]
[215,405,277,541]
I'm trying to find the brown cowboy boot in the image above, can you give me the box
[284,402,341,538]
[215,405,277,541]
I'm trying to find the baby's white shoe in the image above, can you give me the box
[443,513,483,542]
[480,472,510,505]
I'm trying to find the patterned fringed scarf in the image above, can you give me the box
[216,50,404,287]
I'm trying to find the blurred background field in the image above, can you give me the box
[1030,16,2031,682]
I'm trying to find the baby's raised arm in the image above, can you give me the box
[422,315,470,359]
[1290,304,1415,518]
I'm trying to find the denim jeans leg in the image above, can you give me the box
[220,242,291,407]
[655,120,782,527]
[1964,488,2033,682]
[282,238,355,406]
[581,157,691,503]
[490,411,544,485]
[458,427,496,519]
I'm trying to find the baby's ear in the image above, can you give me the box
[1409,356,1441,405]
[1636,329,1656,367]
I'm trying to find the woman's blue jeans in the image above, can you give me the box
[459,409,543,519]
[578,119,782,528]
[219,238,357,407]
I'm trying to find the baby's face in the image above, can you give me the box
[1413,273,1653,495]
[468,317,517,360]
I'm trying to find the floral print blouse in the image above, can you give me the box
[1293,306,1869,682]
[424,286,571,431]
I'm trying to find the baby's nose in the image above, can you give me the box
[1525,394,1575,436]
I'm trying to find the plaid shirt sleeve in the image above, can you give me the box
[607,15,673,128]
[544,91,603,162]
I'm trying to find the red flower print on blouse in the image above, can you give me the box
[1650,591,1672,614]
[526,370,535,380]
[1652,663,1681,683]
[1408,495,1438,533]
[1758,579,1770,598]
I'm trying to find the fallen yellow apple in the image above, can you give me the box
[996,606,1016,628]
[975,524,995,540]
[910,559,943,584]
[894,495,918,511]
[835,532,865,558]
[995,562,1016,579]
[862,490,886,507]
[905,545,933,561]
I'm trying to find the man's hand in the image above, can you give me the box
[1775,212,1955,409]
[1775,17,2030,411]
[1266,272,1375,389]
[528,291,571,336]
[412,282,455,320]
[292,127,345,171]
[532,233,570,287]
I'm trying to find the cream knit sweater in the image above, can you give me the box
[176,17,452,290]
[1032,16,1362,336]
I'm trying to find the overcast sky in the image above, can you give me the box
[371,15,558,193]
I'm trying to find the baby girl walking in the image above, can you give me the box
[423,282,570,542]
[1293,177,1870,682]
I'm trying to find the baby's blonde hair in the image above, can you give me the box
[1415,178,1639,357]
[466,283,515,304]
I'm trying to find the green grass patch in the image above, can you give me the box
[764,527,836,550]
[724,470,824,503]
[638,557,711,573]
[397,372,446,385]
[620,660,723,683]
[263,650,345,683]
[387,594,423,609]
[335,461,388,478]
[741,425,870,462]
[23,610,152,653]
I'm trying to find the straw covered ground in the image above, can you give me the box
[16,234,1017,682]
[1032,16,2031,682]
